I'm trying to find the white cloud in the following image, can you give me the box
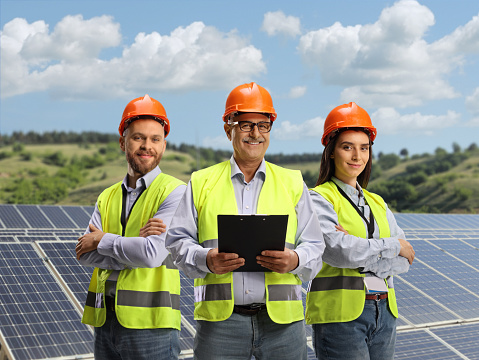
[288,86,306,99]
[1,16,266,99]
[270,106,462,140]
[297,0,479,108]
[273,116,323,140]
[261,11,301,38]
[372,107,461,136]
[465,118,479,127]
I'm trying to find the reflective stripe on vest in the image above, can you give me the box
[309,276,364,292]
[85,289,180,310]
[306,181,398,324]
[191,161,304,324]
[268,284,302,301]
[194,283,232,303]
[117,290,180,310]
[85,291,103,309]
[81,173,185,330]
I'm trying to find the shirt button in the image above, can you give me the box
[246,187,250,191]
[246,206,250,209]
[245,290,249,294]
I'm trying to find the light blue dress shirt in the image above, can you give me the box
[309,177,410,288]
[79,166,186,270]
[166,157,325,305]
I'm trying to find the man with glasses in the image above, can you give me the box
[166,82,325,359]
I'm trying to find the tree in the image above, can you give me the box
[377,153,400,170]
[467,143,478,152]
[399,148,409,159]
[452,142,461,154]
[435,147,447,156]
[12,142,24,152]
[42,151,67,167]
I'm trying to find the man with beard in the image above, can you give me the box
[76,94,186,360]
[165,82,325,359]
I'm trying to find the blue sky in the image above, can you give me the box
[1,0,479,156]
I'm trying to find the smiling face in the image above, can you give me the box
[119,118,166,187]
[225,112,271,169]
[332,130,370,187]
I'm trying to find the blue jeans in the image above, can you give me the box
[313,298,396,360]
[94,308,180,360]
[194,309,307,360]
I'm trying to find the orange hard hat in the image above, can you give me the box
[321,102,376,146]
[119,94,170,137]
[223,82,277,122]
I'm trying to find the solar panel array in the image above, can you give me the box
[0,204,478,359]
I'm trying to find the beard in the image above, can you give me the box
[126,150,161,176]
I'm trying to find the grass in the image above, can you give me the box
[1,142,479,213]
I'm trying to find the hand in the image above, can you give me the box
[206,248,245,274]
[256,247,299,274]
[398,238,415,265]
[76,224,104,260]
[139,218,166,237]
[335,224,349,235]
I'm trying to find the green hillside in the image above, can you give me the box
[0,136,478,213]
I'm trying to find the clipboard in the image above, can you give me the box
[217,214,288,272]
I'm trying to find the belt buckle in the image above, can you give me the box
[249,304,263,310]
[234,304,265,316]
[366,293,387,301]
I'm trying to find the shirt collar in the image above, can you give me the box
[121,166,161,191]
[229,155,266,182]
[331,176,364,198]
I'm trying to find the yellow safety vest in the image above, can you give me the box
[82,173,185,329]
[191,160,304,324]
[306,181,398,324]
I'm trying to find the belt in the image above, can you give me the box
[233,304,267,316]
[365,293,388,301]
[105,296,115,312]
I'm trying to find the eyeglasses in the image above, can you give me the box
[229,121,273,133]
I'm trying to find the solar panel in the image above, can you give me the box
[39,206,78,229]
[1,205,479,360]
[429,240,479,269]
[0,205,29,229]
[398,259,479,320]
[395,213,479,230]
[15,205,54,229]
[395,275,459,325]
[0,242,93,359]
[0,236,16,242]
[83,206,95,217]
[395,329,464,359]
[36,241,93,306]
[16,236,58,243]
[431,323,479,360]
[62,206,91,229]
